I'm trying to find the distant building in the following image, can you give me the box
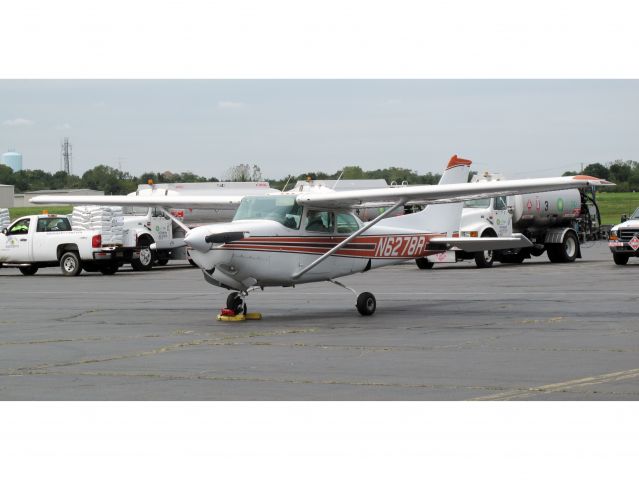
[13,188,104,207]
[0,184,14,207]
[1,150,23,172]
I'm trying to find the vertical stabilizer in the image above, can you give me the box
[380,155,471,234]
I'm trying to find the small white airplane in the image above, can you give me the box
[33,156,612,316]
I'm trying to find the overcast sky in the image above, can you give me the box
[0,80,637,180]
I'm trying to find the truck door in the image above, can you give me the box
[2,218,33,262]
[493,196,512,237]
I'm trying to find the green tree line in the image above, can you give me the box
[1,158,635,195]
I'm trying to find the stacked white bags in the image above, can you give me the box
[71,205,124,245]
[0,208,10,229]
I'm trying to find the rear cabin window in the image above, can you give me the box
[37,217,72,232]
[336,213,360,234]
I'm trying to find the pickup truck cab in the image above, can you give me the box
[608,207,639,265]
[0,214,133,276]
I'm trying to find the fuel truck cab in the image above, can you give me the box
[608,207,639,265]
[425,172,602,268]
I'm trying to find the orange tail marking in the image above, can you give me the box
[447,154,472,169]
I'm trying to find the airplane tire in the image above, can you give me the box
[226,292,244,315]
[356,292,376,316]
[613,253,629,265]
[60,251,82,276]
[156,258,169,266]
[415,257,434,269]
[19,265,38,276]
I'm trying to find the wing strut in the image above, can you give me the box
[292,199,405,279]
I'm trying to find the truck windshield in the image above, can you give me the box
[233,195,303,229]
[464,198,491,208]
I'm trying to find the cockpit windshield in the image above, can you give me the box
[632,207,639,219]
[464,198,491,208]
[233,195,303,229]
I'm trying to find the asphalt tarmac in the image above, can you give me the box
[1,241,638,400]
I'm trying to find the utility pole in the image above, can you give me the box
[61,137,72,174]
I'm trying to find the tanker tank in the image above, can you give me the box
[510,189,583,228]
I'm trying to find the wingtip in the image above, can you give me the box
[572,175,615,186]
[446,154,472,170]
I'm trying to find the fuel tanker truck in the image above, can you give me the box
[421,172,603,269]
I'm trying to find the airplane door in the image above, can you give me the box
[2,218,33,262]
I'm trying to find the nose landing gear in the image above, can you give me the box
[218,291,261,322]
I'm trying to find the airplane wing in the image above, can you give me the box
[295,175,614,209]
[29,195,245,209]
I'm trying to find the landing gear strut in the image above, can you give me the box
[329,279,377,316]
[226,292,247,315]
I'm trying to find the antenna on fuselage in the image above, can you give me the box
[332,170,344,191]
[281,175,293,192]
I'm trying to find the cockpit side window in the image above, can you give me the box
[305,210,334,233]
[233,195,303,229]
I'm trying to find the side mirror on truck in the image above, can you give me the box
[621,214,628,223]
[1,228,7,235]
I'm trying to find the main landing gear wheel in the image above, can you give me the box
[415,257,434,269]
[356,292,376,316]
[226,292,247,315]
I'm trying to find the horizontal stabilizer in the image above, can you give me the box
[429,233,533,252]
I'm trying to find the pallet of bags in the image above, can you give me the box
[71,205,124,245]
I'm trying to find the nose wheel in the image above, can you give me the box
[226,292,247,315]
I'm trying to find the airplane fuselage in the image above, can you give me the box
[188,218,443,291]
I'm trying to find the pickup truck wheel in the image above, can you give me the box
[131,239,154,271]
[613,253,629,265]
[19,265,38,276]
[99,262,119,275]
[60,251,82,276]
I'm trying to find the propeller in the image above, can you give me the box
[185,227,246,252]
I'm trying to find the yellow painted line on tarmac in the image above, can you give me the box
[472,367,639,401]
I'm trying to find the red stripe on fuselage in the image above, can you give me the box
[220,234,444,259]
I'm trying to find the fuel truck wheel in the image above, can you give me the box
[131,238,154,271]
[613,253,629,265]
[415,257,434,269]
[356,292,376,316]
[19,265,38,276]
[547,231,578,263]
[60,251,82,276]
[226,292,244,315]
[474,230,497,268]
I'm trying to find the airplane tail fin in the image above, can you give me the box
[380,155,471,234]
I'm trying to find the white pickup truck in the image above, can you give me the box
[0,214,136,276]
[608,207,639,265]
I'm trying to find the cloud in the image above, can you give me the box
[380,98,401,106]
[56,123,72,130]
[3,118,34,127]
[217,100,245,109]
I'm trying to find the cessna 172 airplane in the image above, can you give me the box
[32,156,612,317]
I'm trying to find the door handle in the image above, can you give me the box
[20,239,28,242]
